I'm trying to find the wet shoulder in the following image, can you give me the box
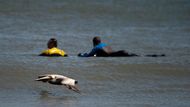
[40,47,67,56]
[95,43,107,49]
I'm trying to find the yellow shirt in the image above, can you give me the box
[40,47,67,56]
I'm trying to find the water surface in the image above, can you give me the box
[0,0,190,107]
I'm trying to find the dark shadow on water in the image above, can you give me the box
[39,90,52,99]
[39,90,78,101]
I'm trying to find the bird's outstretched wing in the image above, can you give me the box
[35,75,51,82]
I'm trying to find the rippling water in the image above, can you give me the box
[0,0,190,107]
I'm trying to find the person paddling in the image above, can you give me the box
[40,38,68,57]
[78,36,138,57]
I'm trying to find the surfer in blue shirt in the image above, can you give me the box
[78,36,138,57]
[78,36,166,57]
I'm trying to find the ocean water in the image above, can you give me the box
[0,0,190,107]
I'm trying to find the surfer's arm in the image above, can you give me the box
[78,48,97,57]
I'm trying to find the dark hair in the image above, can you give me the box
[48,38,57,47]
[93,36,101,46]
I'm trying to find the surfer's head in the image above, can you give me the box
[47,38,57,49]
[93,36,101,47]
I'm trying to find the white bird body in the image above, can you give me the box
[36,74,80,93]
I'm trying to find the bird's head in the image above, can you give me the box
[75,80,78,84]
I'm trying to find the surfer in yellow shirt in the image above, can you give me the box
[40,38,67,57]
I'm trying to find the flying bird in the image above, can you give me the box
[35,74,80,93]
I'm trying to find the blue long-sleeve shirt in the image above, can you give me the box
[81,43,107,57]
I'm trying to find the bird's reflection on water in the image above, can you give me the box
[38,90,78,106]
